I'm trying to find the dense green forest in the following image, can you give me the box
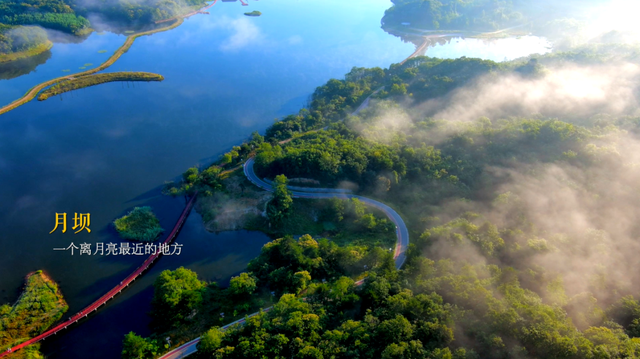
[0,0,89,34]
[136,42,640,358]
[380,0,609,36]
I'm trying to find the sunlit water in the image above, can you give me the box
[424,35,552,61]
[0,1,550,358]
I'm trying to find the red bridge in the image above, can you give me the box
[1,193,199,357]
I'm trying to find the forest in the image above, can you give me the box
[0,0,89,34]
[380,0,610,36]
[129,42,640,358]
[381,0,525,31]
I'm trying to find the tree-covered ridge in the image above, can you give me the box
[160,44,640,358]
[0,270,68,357]
[0,0,74,15]
[381,0,528,32]
[0,13,89,34]
[68,0,207,25]
[0,0,89,34]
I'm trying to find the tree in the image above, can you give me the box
[151,267,205,330]
[358,213,378,231]
[349,198,366,219]
[389,83,407,96]
[200,166,223,195]
[229,272,257,297]
[293,271,312,294]
[183,167,199,183]
[197,327,225,355]
[121,332,159,359]
[268,174,293,223]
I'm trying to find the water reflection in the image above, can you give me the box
[0,50,51,80]
[388,32,552,62]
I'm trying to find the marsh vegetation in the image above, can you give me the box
[38,71,164,100]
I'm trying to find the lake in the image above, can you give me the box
[0,1,550,357]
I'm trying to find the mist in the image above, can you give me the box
[424,62,640,124]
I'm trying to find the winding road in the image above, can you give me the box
[158,158,409,359]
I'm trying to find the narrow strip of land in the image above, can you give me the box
[38,71,164,100]
[0,17,185,116]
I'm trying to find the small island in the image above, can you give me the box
[0,270,68,356]
[244,10,262,17]
[114,206,164,242]
[37,71,164,101]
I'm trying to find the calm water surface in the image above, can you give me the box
[0,1,549,357]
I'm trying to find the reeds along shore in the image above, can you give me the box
[37,71,164,100]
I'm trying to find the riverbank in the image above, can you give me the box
[0,18,183,116]
[38,71,164,100]
[0,41,53,64]
[0,270,68,356]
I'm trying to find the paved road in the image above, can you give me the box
[244,158,408,267]
[159,159,410,359]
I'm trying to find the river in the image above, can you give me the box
[0,1,549,358]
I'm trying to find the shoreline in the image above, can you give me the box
[0,41,53,64]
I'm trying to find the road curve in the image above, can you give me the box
[159,159,410,359]
[244,158,408,268]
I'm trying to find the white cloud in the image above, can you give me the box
[208,16,264,52]
[288,35,303,45]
